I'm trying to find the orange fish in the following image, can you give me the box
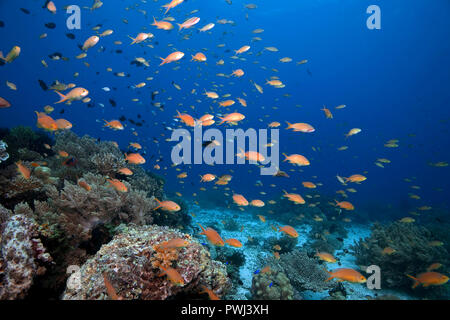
[282,153,310,166]
[315,251,337,263]
[219,100,235,107]
[200,174,216,182]
[129,142,142,150]
[233,194,249,206]
[175,110,196,127]
[155,238,190,251]
[283,190,305,204]
[58,150,69,157]
[268,122,280,128]
[218,113,245,125]
[321,106,333,119]
[235,45,250,54]
[152,17,174,30]
[35,111,58,131]
[82,36,99,51]
[129,33,151,45]
[78,180,91,191]
[125,153,146,164]
[159,51,184,66]
[118,168,133,176]
[302,181,316,189]
[250,199,265,207]
[325,268,366,283]
[177,17,200,30]
[191,52,206,62]
[55,119,72,130]
[285,121,315,133]
[231,69,244,77]
[345,174,367,183]
[46,1,57,14]
[16,161,31,179]
[237,98,247,107]
[273,252,280,259]
[159,265,185,286]
[237,149,265,162]
[0,96,11,108]
[198,223,225,246]
[257,215,266,223]
[55,88,89,104]
[162,0,184,14]
[225,238,243,248]
[406,272,449,288]
[107,179,128,192]
[103,273,123,300]
[103,119,124,130]
[154,198,180,212]
[200,285,220,300]
[278,225,299,238]
[335,200,354,210]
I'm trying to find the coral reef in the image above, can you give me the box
[351,222,449,290]
[0,204,52,300]
[251,269,294,300]
[62,224,231,300]
[264,234,298,254]
[268,250,336,293]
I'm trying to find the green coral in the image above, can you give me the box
[251,269,294,300]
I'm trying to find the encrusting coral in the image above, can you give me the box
[62,224,231,300]
[0,204,52,300]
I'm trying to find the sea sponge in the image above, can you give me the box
[62,225,231,300]
[251,269,294,300]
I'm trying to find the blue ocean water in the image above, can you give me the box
[0,0,450,300]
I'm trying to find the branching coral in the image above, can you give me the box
[268,250,336,293]
[351,222,449,289]
[62,225,231,300]
[0,204,52,300]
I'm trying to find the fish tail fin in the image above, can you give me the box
[198,223,206,235]
[158,57,166,66]
[103,119,110,127]
[152,197,162,210]
[54,91,67,104]
[323,268,333,281]
[162,5,170,14]
[217,117,225,125]
[177,23,183,31]
[406,274,420,288]
[0,51,5,61]
[282,153,288,161]
[285,121,292,129]
[152,16,157,25]
[128,35,136,44]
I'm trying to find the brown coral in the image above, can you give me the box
[62,225,231,300]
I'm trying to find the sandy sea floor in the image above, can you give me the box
[189,204,415,300]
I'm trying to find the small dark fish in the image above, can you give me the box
[336,237,344,242]
[62,157,77,167]
[137,114,142,119]
[66,33,76,39]
[202,140,217,148]
[274,170,290,178]
[20,8,30,14]
[59,109,65,114]
[38,79,48,91]
[129,119,136,125]
[119,115,126,122]
[115,50,122,54]
[109,99,116,107]
[0,21,4,28]
[45,22,56,29]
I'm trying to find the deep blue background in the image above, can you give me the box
[1,0,449,218]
